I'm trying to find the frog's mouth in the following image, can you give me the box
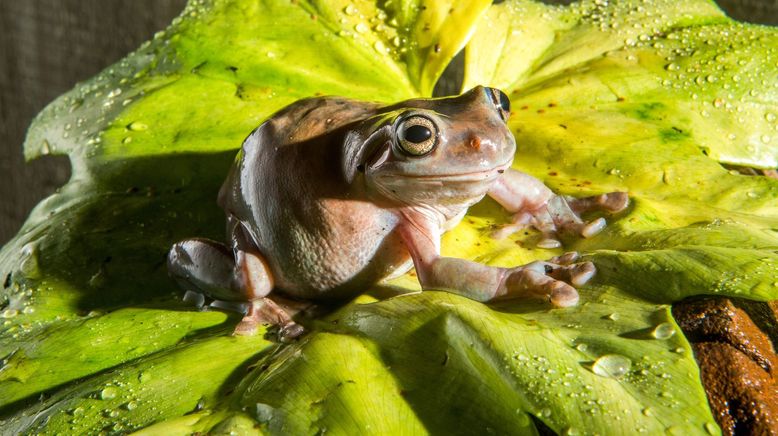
[392,160,513,183]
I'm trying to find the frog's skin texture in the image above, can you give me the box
[167,86,628,339]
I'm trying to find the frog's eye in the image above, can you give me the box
[397,116,438,156]
[490,88,511,122]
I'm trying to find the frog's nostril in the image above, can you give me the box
[468,135,481,151]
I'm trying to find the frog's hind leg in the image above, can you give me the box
[167,239,304,340]
[167,238,241,301]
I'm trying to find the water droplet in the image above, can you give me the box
[1,309,18,318]
[575,343,588,352]
[766,113,777,123]
[760,135,771,144]
[705,422,719,434]
[107,88,122,98]
[122,137,132,145]
[71,406,85,416]
[606,312,620,321]
[651,322,675,339]
[642,407,652,416]
[665,63,680,71]
[40,140,51,155]
[255,403,274,423]
[100,386,118,400]
[354,23,368,33]
[374,40,386,53]
[20,243,40,279]
[125,401,138,410]
[540,407,551,417]
[344,4,357,15]
[607,168,621,175]
[127,122,148,131]
[592,354,631,378]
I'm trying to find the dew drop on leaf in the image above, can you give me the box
[650,322,675,339]
[100,386,118,400]
[255,403,274,423]
[127,121,148,131]
[344,4,357,15]
[592,354,631,378]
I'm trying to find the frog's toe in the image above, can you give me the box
[278,322,305,343]
[549,251,579,265]
[598,192,629,212]
[504,267,580,307]
[581,217,606,238]
[549,261,596,287]
[569,192,629,214]
[233,317,260,336]
[548,281,580,307]
[537,237,562,249]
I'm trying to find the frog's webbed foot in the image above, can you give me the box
[499,192,628,247]
[235,296,307,342]
[501,252,595,307]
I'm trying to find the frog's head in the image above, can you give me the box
[345,86,516,214]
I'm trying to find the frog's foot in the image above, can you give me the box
[527,193,628,247]
[501,252,595,307]
[234,297,306,342]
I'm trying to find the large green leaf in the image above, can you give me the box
[1,0,777,434]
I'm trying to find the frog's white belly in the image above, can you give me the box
[254,198,410,300]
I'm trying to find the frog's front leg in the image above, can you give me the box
[488,169,628,247]
[398,212,594,306]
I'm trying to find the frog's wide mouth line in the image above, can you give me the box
[384,162,513,183]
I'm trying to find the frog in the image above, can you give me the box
[167,86,628,340]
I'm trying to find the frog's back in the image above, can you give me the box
[218,97,410,300]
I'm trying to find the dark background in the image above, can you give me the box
[1,0,776,245]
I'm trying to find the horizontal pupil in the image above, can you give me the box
[404,124,432,143]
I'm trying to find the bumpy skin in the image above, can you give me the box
[167,86,628,339]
